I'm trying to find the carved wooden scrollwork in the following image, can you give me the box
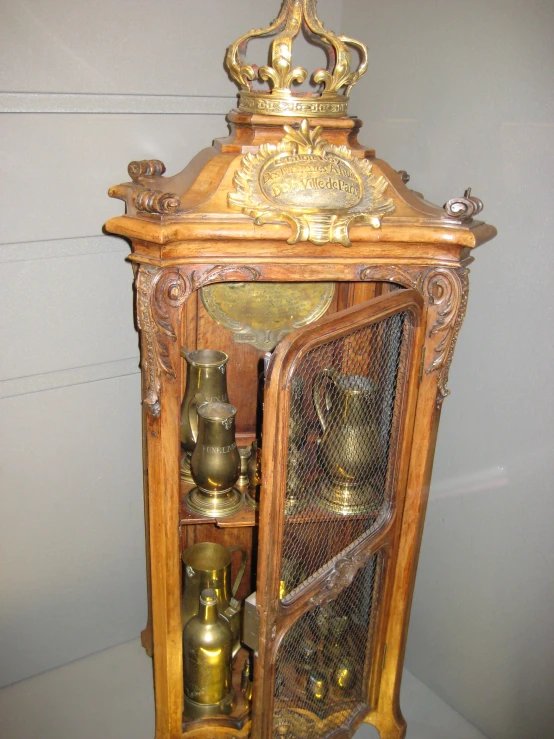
[359,264,470,405]
[134,188,180,215]
[136,266,190,418]
[420,267,469,405]
[136,264,261,417]
[128,159,166,181]
[190,264,261,291]
[444,188,483,221]
[307,547,368,610]
[359,265,418,290]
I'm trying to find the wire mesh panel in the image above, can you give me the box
[279,312,409,602]
[273,554,384,738]
[253,291,423,739]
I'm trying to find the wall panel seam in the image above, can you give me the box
[0,92,237,115]
[0,358,141,400]
[0,235,130,260]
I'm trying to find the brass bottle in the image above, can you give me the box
[183,588,236,718]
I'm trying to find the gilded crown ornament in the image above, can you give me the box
[225,0,368,118]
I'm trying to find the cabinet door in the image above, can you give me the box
[252,288,425,739]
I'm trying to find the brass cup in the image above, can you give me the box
[187,402,243,518]
[296,639,318,674]
[306,670,328,703]
[310,604,335,641]
[279,557,307,600]
[328,615,349,639]
[324,615,349,665]
[331,657,357,692]
[237,445,252,487]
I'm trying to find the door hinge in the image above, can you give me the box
[418,346,426,383]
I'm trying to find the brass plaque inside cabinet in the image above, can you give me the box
[200,282,335,351]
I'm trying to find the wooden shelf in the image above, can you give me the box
[283,503,381,526]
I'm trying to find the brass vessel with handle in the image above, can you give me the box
[313,367,384,516]
[182,541,247,659]
[180,349,229,483]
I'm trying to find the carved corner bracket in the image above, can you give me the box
[136,264,261,417]
[421,267,470,405]
[360,265,470,406]
[136,266,190,418]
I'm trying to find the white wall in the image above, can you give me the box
[342,2,554,738]
[0,0,344,689]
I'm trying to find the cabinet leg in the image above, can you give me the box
[364,707,407,739]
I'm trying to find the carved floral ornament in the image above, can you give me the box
[136,265,260,418]
[307,546,368,609]
[359,265,470,406]
[229,120,395,247]
[136,263,467,417]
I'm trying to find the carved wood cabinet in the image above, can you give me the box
[106,4,496,738]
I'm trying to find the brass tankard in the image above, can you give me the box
[182,541,247,658]
[187,402,243,518]
[180,349,229,483]
[313,368,384,516]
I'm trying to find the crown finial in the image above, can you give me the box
[225,0,368,118]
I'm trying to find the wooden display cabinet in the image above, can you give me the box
[106,3,496,738]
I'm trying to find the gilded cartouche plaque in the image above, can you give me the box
[229,120,395,246]
[201,281,335,351]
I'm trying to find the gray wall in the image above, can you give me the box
[2,2,553,739]
[0,0,344,689]
[342,1,554,738]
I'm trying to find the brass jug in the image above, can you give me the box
[187,402,243,518]
[180,349,229,483]
[183,588,235,718]
[313,368,384,516]
[182,541,247,659]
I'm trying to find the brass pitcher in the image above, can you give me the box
[313,368,384,516]
[180,349,229,483]
[182,541,247,658]
[187,402,243,518]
